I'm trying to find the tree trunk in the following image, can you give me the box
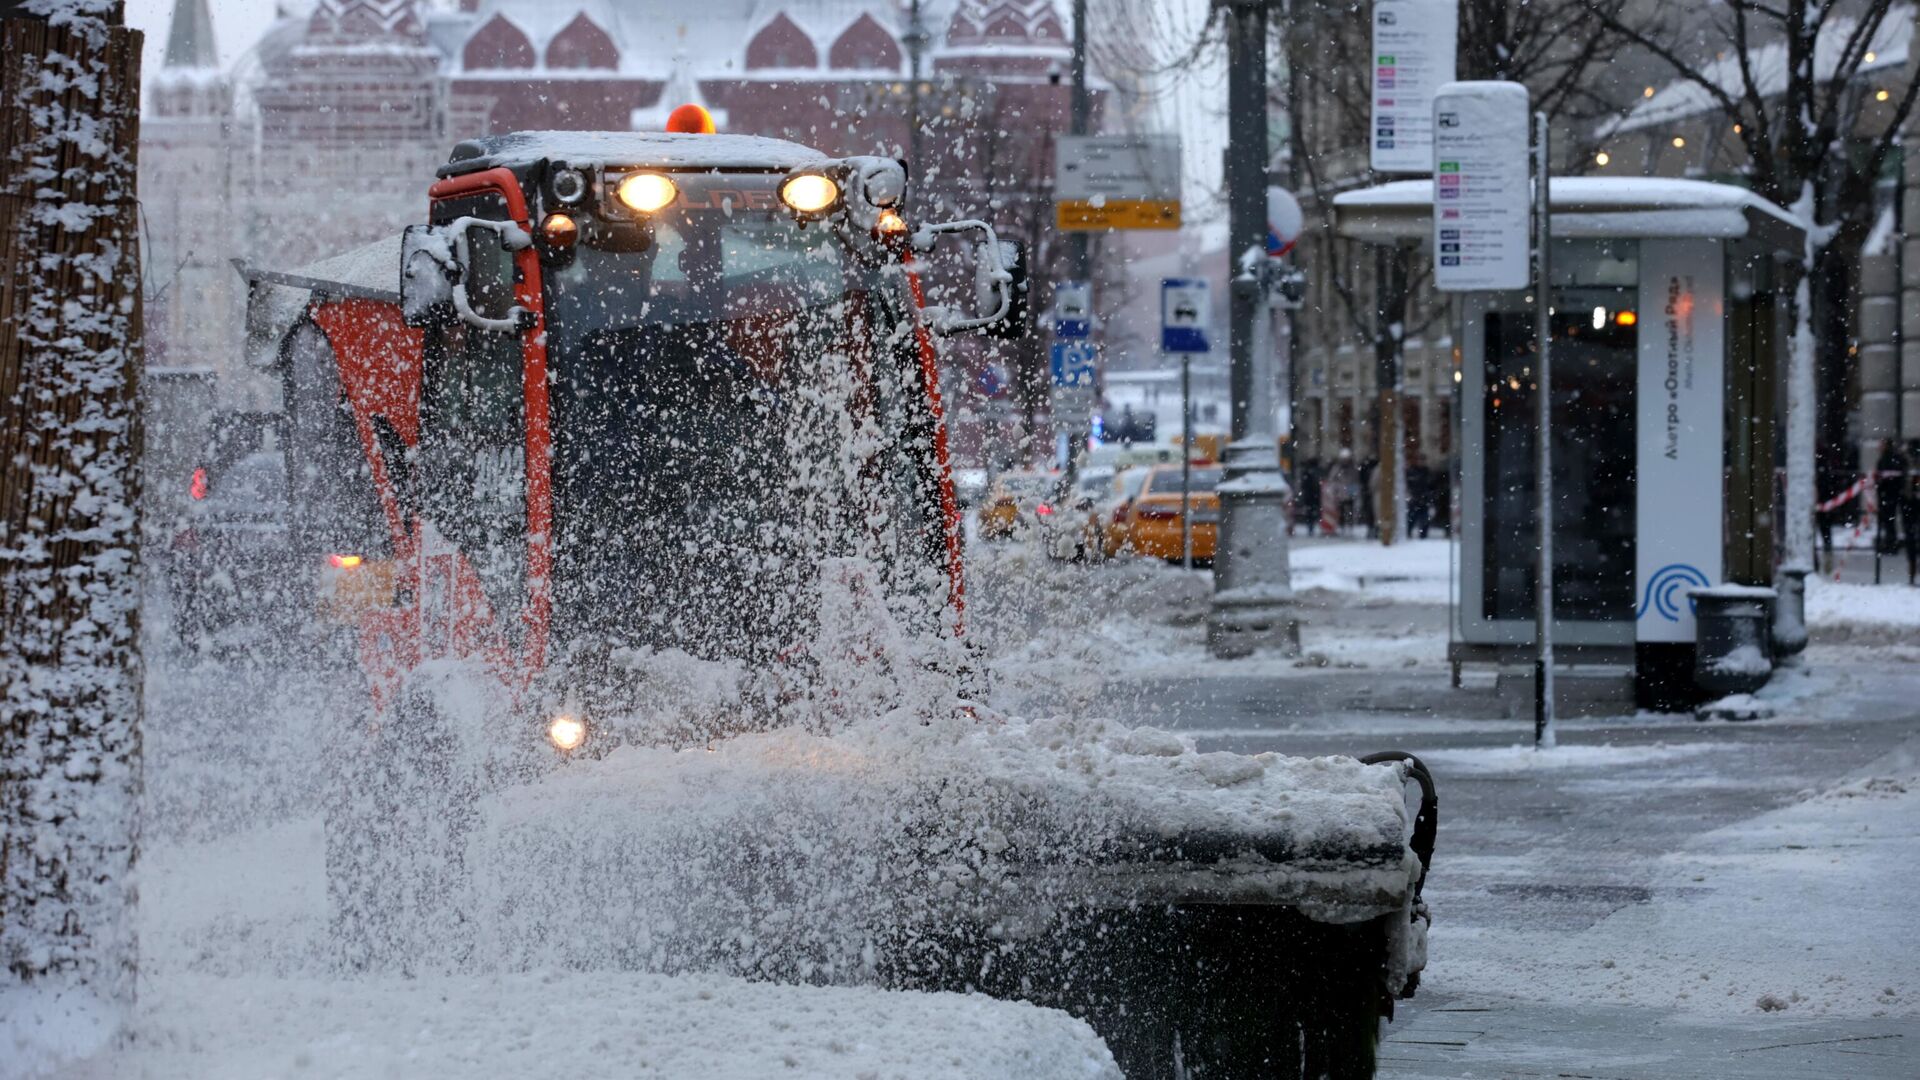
[1374,245,1409,544]
[0,1,145,1010]
[1781,186,1818,571]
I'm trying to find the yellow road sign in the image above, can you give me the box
[1056,199,1181,231]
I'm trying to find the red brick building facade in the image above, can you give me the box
[145,0,1090,449]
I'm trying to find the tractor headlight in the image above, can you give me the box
[615,173,679,214]
[779,172,841,216]
[546,713,587,752]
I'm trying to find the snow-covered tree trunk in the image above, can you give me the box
[0,0,145,1013]
[1782,260,1818,572]
[1780,177,1827,576]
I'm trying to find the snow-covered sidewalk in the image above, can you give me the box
[1423,743,1920,1021]
[9,972,1120,1080]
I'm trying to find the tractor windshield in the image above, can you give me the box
[541,178,946,664]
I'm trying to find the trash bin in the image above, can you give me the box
[1689,585,1777,695]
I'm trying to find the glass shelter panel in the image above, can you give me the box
[1482,240,1638,623]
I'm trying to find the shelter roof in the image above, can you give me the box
[1334,177,1803,245]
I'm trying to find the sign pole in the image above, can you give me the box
[1533,110,1556,750]
[1182,352,1194,570]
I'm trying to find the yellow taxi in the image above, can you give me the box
[1116,463,1221,563]
[975,470,1060,541]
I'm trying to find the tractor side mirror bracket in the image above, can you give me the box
[400,219,533,333]
[915,219,1014,336]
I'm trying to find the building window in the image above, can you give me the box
[547,14,619,70]
[464,14,536,70]
[828,14,902,71]
[746,14,818,69]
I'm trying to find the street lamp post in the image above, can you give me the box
[1208,0,1301,658]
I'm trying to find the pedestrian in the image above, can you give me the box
[1874,438,1905,556]
[1438,456,1455,537]
[1327,448,1357,534]
[1293,457,1323,537]
[1812,455,1843,576]
[1406,454,1433,539]
[1359,456,1379,538]
[1905,439,1920,585]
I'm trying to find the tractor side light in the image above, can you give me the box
[616,173,679,215]
[541,212,579,249]
[190,466,208,500]
[328,553,363,570]
[876,208,908,236]
[550,166,589,205]
[547,713,587,753]
[779,172,841,217]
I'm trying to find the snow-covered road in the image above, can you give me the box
[14,535,1917,1077]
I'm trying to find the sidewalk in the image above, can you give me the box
[1382,998,1916,1078]
[1096,635,1920,1078]
[1409,656,1918,1078]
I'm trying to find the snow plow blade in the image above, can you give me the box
[469,721,1435,1080]
[911,749,1436,1080]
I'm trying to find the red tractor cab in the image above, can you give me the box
[246,129,1019,742]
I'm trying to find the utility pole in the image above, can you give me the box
[1533,111,1556,750]
[1208,0,1301,658]
[1069,0,1090,283]
[904,1,928,175]
[1061,0,1092,485]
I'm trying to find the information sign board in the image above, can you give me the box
[1431,81,1531,292]
[1056,135,1181,230]
[1161,278,1211,353]
[1053,280,1092,338]
[1050,340,1098,389]
[1370,0,1459,173]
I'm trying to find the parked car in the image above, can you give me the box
[1097,467,1153,559]
[952,468,990,509]
[1115,463,1222,564]
[977,470,1058,541]
[169,450,309,648]
[1041,467,1116,561]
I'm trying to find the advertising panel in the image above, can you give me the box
[1634,240,1725,643]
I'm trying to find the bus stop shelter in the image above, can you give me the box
[1334,177,1803,708]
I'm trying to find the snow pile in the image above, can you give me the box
[1695,693,1775,722]
[0,982,118,1080]
[473,713,1418,974]
[18,972,1119,1080]
[1703,642,1772,677]
[1290,539,1453,604]
[1804,575,1920,641]
[1415,741,1719,773]
[963,539,1452,699]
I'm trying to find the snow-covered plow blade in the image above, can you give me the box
[470,719,1434,1080]
[916,747,1436,1079]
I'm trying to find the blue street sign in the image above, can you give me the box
[1050,340,1097,389]
[1161,278,1210,353]
[1053,280,1092,339]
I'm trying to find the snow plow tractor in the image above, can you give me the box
[244,121,1435,1078]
